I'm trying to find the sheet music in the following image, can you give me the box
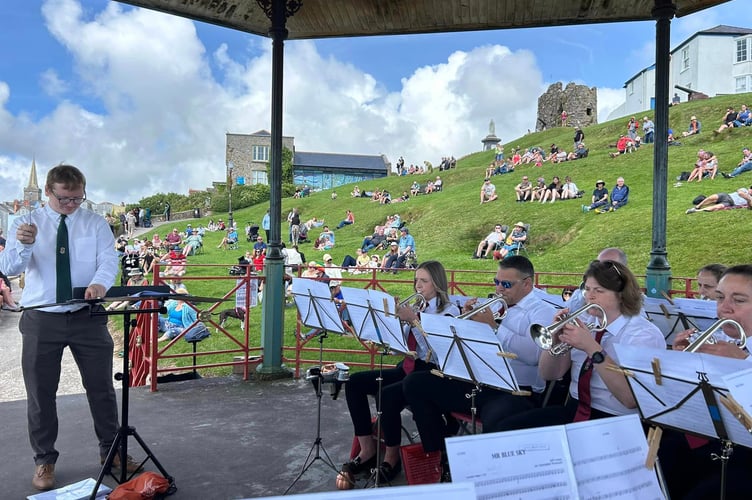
[291,278,346,334]
[567,415,664,499]
[616,344,752,447]
[446,415,664,499]
[420,313,519,392]
[339,286,407,351]
[446,425,579,499]
[642,297,717,343]
[532,287,567,309]
[250,482,476,500]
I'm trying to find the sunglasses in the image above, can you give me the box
[494,277,528,289]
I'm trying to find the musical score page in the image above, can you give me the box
[446,425,578,499]
[446,415,664,499]
[616,344,752,447]
[566,415,664,499]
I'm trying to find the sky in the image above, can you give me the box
[0,0,751,205]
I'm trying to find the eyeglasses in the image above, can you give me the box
[494,276,529,289]
[50,190,86,205]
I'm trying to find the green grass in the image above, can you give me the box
[134,92,752,376]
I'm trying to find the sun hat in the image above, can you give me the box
[514,221,525,227]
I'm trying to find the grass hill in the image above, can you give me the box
[203,91,752,280]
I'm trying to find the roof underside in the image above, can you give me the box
[114,0,732,40]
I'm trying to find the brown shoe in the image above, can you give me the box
[32,464,55,491]
[102,453,144,474]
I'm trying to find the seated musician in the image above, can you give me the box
[403,256,556,481]
[660,264,752,499]
[495,260,664,430]
[339,261,459,485]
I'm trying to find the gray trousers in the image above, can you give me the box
[20,307,119,465]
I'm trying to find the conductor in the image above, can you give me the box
[0,164,141,491]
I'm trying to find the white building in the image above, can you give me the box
[610,25,752,120]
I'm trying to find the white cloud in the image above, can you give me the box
[597,87,628,123]
[0,1,556,205]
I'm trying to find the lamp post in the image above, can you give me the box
[227,161,234,229]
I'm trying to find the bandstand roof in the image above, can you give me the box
[115,0,731,39]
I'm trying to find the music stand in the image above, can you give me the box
[643,296,718,343]
[286,278,347,494]
[418,313,525,433]
[614,343,752,500]
[338,286,410,487]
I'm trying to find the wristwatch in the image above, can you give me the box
[591,350,606,364]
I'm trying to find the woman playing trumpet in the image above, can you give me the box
[496,260,664,430]
[339,261,459,485]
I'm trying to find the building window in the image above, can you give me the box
[681,47,690,71]
[736,76,749,93]
[628,81,634,95]
[252,171,268,185]
[736,38,750,63]
[252,145,269,162]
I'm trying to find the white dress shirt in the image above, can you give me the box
[1,204,118,312]
[496,290,557,392]
[569,314,665,415]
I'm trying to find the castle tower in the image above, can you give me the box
[24,157,42,206]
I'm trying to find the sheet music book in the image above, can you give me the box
[445,414,665,499]
[419,313,520,393]
[615,344,752,447]
[291,278,346,334]
[339,285,407,351]
[250,481,477,500]
[26,478,111,499]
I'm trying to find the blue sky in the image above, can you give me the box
[0,0,750,204]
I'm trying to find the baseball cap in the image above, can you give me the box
[390,241,398,247]
[322,253,333,262]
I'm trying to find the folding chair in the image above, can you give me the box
[511,224,530,257]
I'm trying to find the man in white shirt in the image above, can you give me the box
[472,224,506,259]
[1,164,140,491]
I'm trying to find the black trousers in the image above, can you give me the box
[402,370,537,453]
[494,397,613,432]
[344,360,432,448]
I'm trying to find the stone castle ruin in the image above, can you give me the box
[536,82,597,131]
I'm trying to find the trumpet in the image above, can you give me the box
[683,318,747,353]
[398,292,427,313]
[530,303,608,356]
[457,295,508,321]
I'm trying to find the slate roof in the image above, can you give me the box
[294,151,387,172]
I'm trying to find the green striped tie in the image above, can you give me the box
[56,214,72,302]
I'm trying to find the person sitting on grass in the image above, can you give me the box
[682,116,701,137]
[515,176,533,202]
[582,180,609,212]
[480,178,498,204]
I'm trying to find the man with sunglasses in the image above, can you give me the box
[1,164,140,491]
[403,256,556,480]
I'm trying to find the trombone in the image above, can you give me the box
[530,303,608,356]
[457,295,508,321]
[683,318,747,353]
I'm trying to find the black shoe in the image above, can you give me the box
[440,467,452,483]
[376,461,402,483]
[471,254,479,259]
[341,455,377,476]
[721,172,732,178]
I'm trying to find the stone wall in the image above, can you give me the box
[536,82,598,131]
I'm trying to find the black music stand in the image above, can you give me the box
[339,286,409,488]
[615,343,752,500]
[419,313,525,433]
[75,286,177,499]
[285,278,348,495]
